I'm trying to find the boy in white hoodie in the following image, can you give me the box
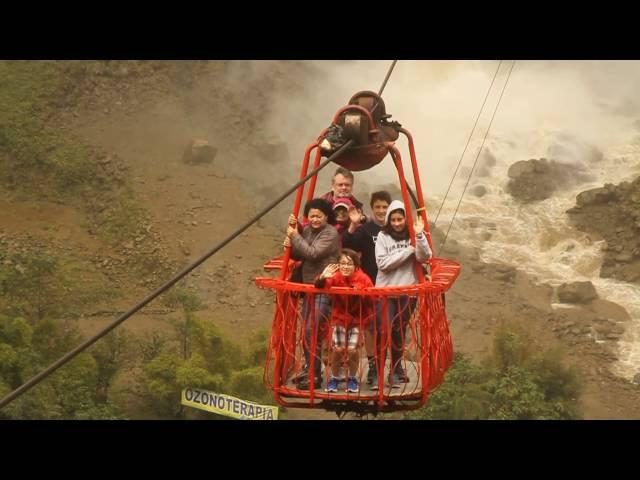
[374,200,432,387]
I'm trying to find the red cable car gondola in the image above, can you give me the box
[256,92,461,415]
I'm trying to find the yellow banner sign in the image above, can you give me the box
[181,388,279,420]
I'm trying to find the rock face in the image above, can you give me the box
[506,158,591,203]
[567,176,640,283]
[575,187,614,206]
[557,281,598,304]
[183,139,217,164]
[547,296,630,347]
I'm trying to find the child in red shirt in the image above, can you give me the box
[314,248,374,393]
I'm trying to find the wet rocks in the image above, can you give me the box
[567,175,640,284]
[575,187,614,207]
[470,185,488,197]
[548,294,630,350]
[506,159,554,202]
[506,157,591,203]
[557,281,598,304]
[493,264,517,283]
[592,318,625,340]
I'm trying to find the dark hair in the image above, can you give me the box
[304,198,335,225]
[370,190,391,207]
[382,208,407,236]
[333,167,354,182]
[339,248,361,269]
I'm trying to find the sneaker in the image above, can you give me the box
[394,365,410,383]
[370,375,379,390]
[325,377,339,393]
[291,364,309,384]
[387,374,402,389]
[366,360,377,385]
[347,376,359,393]
[297,375,322,391]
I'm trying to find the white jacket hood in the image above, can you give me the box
[384,200,406,226]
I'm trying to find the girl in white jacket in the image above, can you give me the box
[375,200,431,387]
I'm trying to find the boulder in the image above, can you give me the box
[470,185,488,197]
[567,175,640,284]
[506,159,558,202]
[506,157,594,203]
[183,139,217,164]
[575,187,612,207]
[557,281,598,304]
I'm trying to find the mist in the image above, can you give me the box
[237,60,640,206]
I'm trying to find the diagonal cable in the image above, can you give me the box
[433,60,503,228]
[439,60,516,254]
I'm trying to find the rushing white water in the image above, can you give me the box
[259,60,640,379]
[432,135,640,380]
[391,61,640,379]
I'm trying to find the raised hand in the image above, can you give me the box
[286,225,298,238]
[415,216,425,236]
[348,206,362,226]
[288,214,297,226]
[320,263,339,279]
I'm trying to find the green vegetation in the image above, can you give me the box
[0,61,96,194]
[405,323,583,420]
[135,288,272,419]
[0,252,68,321]
[0,314,124,420]
[0,285,272,420]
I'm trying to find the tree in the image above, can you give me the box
[229,366,271,405]
[137,311,269,419]
[0,315,35,388]
[141,351,223,419]
[405,324,583,420]
[89,330,133,403]
[31,318,83,364]
[137,330,169,363]
[0,314,127,419]
[405,353,491,420]
[0,253,70,322]
[49,353,99,419]
[165,288,204,360]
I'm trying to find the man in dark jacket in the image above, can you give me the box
[342,190,391,281]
